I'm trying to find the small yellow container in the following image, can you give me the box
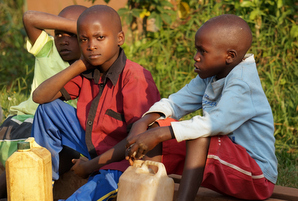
[6,137,53,201]
[117,160,174,201]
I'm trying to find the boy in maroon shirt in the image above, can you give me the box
[31,5,160,201]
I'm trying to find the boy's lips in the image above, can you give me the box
[59,49,71,55]
[194,64,201,73]
[89,54,101,59]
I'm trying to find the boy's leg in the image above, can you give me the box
[156,118,275,200]
[176,137,210,201]
[31,99,90,180]
[201,135,275,200]
[62,169,122,201]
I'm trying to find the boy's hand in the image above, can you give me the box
[71,157,92,179]
[125,133,156,164]
[125,126,175,164]
[125,127,163,162]
[80,54,94,71]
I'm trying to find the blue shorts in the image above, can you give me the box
[60,169,122,201]
[31,99,91,180]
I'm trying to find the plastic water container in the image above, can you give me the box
[6,137,53,201]
[117,160,174,201]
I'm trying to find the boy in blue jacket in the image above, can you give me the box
[126,14,278,201]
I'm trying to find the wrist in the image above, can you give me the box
[154,126,174,144]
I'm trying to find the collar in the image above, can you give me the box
[81,47,127,85]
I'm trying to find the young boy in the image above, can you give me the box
[31,5,160,201]
[0,5,87,198]
[126,14,278,201]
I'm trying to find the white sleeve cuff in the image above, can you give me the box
[171,111,212,142]
[143,98,175,118]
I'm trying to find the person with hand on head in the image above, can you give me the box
[31,4,160,201]
[0,5,87,199]
[126,14,278,201]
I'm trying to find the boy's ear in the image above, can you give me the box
[226,49,237,64]
[117,31,125,46]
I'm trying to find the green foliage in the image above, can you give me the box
[276,150,298,188]
[118,0,175,28]
[0,0,35,95]
[120,0,298,150]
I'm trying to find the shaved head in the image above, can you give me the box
[78,5,122,33]
[58,5,87,21]
[200,14,252,60]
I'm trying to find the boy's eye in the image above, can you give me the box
[80,38,87,42]
[55,33,63,38]
[196,47,206,54]
[97,36,105,40]
[55,33,76,38]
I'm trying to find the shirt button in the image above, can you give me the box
[87,121,93,126]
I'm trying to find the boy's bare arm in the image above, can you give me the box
[71,138,128,178]
[71,113,165,178]
[32,59,87,104]
[126,126,174,160]
[23,10,77,45]
[127,113,162,139]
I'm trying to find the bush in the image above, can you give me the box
[120,0,298,151]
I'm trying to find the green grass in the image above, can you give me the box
[275,150,298,188]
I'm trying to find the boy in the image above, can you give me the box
[126,14,278,201]
[31,5,160,201]
[0,5,87,198]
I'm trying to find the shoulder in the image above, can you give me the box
[225,54,260,85]
[122,59,154,80]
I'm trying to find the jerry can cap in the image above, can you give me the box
[17,141,30,150]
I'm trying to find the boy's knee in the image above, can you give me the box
[187,137,210,147]
[186,137,211,156]
[36,99,63,113]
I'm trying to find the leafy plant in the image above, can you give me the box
[0,0,35,94]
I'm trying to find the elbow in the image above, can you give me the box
[32,89,47,104]
[23,10,38,30]
[23,10,34,25]
[32,90,42,104]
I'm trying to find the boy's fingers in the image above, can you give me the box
[125,138,136,148]
[128,158,134,166]
[135,147,145,159]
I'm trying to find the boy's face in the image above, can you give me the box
[77,14,124,71]
[54,31,81,64]
[193,26,230,79]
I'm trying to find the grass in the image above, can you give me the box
[275,150,298,188]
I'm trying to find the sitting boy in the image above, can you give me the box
[31,5,160,201]
[0,5,87,198]
[126,14,278,201]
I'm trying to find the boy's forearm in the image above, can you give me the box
[23,10,77,45]
[85,139,128,174]
[32,60,86,104]
[141,112,162,126]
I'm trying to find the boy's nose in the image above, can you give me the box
[60,38,69,45]
[194,54,201,62]
[88,41,97,50]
